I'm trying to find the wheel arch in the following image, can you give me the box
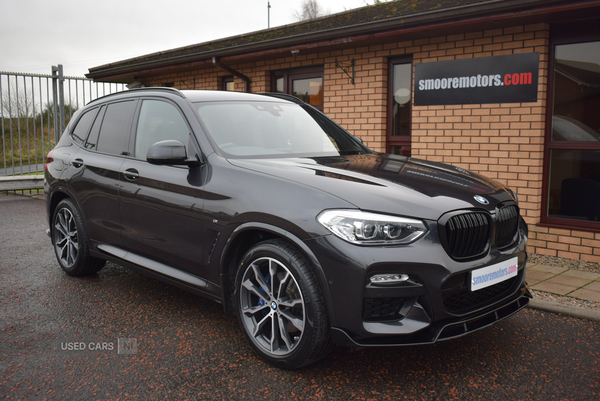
[219,222,336,326]
[47,187,73,239]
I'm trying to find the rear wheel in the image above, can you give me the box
[52,198,105,276]
[235,239,331,369]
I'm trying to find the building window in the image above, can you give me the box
[271,66,324,111]
[222,76,234,91]
[542,29,600,230]
[387,58,413,156]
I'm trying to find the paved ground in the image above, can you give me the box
[528,264,600,303]
[1,194,599,400]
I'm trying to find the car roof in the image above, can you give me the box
[87,87,293,106]
[182,90,291,103]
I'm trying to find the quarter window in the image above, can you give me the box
[71,108,99,147]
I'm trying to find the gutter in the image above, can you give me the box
[212,57,251,92]
[87,0,600,81]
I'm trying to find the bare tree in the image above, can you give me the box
[293,0,330,21]
[1,85,33,120]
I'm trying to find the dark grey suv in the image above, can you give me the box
[45,88,531,368]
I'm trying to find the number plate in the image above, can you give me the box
[470,257,518,292]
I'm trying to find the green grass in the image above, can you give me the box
[1,126,56,170]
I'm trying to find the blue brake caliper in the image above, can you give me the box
[257,274,271,317]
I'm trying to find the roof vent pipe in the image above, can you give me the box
[212,57,251,93]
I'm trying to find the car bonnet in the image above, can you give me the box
[227,153,515,221]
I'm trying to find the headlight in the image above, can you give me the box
[317,210,428,245]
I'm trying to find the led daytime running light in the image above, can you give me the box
[317,210,427,245]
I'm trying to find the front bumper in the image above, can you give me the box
[307,217,530,347]
[331,286,531,347]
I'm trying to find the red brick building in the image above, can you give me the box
[87,0,600,263]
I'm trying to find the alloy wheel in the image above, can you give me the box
[54,208,79,268]
[239,256,305,356]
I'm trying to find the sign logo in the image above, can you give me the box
[474,195,489,205]
[414,53,539,106]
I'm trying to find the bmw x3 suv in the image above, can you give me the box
[45,88,531,368]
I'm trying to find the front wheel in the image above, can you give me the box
[52,198,105,276]
[235,240,332,369]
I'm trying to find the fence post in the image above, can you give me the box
[51,65,65,144]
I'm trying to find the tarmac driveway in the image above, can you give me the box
[1,194,599,400]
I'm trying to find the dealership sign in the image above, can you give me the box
[414,53,539,106]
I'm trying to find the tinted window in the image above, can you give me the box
[71,108,99,146]
[134,100,190,159]
[85,106,106,150]
[96,100,136,155]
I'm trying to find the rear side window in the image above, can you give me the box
[70,108,99,147]
[96,100,136,155]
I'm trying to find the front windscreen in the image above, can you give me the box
[194,101,366,158]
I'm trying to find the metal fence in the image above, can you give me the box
[1,65,126,179]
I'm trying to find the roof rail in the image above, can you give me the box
[87,86,186,105]
[258,92,306,105]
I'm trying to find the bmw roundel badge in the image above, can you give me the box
[474,195,489,205]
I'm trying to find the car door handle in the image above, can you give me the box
[123,168,139,181]
[72,158,84,168]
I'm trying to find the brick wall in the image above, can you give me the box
[137,23,600,263]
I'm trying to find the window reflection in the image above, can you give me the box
[388,60,412,157]
[552,42,600,141]
[292,77,323,106]
[392,63,411,138]
[546,41,600,224]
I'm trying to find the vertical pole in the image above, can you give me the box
[51,66,59,145]
[0,76,6,176]
[7,76,15,175]
[31,76,37,173]
[58,65,65,135]
[51,64,65,144]
[15,76,23,172]
[268,1,271,28]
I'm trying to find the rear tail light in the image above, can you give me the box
[45,150,53,171]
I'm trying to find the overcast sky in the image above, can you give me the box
[0,0,370,78]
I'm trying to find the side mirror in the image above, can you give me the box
[147,140,200,167]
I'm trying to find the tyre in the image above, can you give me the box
[52,198,105,276]
[234,239,332,369]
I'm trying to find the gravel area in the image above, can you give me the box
[530,289,600,311]
[528,253,600,274]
